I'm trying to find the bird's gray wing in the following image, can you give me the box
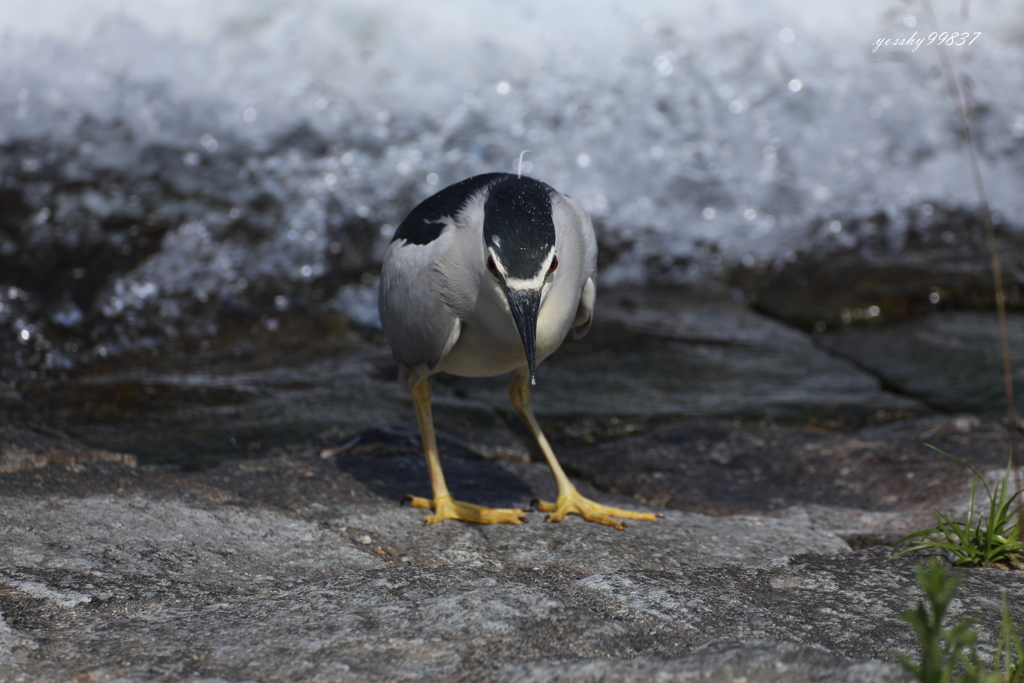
[379,237,461,370]
[571,276,596,340]
[379,175,512,369]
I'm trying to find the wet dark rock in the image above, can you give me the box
[12,285,932,468]
[0,388,136,473]
[732,211,1024,330]
[557,413,1013,514]
[15,323,403,465]
[320,411,532,465]
[449,286,929,425]
[555,414,1017,546]
[0,421,136,473]
[816,311,1024,415]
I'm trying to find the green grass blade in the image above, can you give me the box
[926,444,993,498]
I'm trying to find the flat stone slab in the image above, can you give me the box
[1,448,1022,682]
[816,311,1024,416]
[448,287,928,422]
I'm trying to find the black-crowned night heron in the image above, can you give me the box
[379,172,658,530]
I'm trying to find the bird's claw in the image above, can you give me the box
[404,493,526,526]
[534,489,660,531]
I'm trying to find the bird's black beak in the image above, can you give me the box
[505,287,541,385]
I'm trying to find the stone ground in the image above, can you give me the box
[2,417,1023,682]
[2,285,1023,682]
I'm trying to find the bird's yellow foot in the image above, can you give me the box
[535,487,660,530]
[404,494,527,526]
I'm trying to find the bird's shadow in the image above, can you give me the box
[331,428,535,508]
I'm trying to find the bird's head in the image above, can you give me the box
[481,176,559,385]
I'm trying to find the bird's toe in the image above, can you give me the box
[410,494,526,526]
[541,487,659,530]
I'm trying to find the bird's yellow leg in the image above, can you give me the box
[509,371,659,531]
[405,375,526,526]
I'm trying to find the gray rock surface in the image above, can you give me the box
[498,642,910,682]
[1,440,1022,682]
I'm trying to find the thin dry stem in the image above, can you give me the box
[920,1,1019,493]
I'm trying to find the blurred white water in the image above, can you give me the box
[1,0,1023,366]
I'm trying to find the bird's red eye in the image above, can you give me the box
[548,255,559,274]
[487,255,499,275]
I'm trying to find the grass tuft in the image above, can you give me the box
[893,446,1022,570]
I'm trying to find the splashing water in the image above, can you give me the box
[1,0,1023,374]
